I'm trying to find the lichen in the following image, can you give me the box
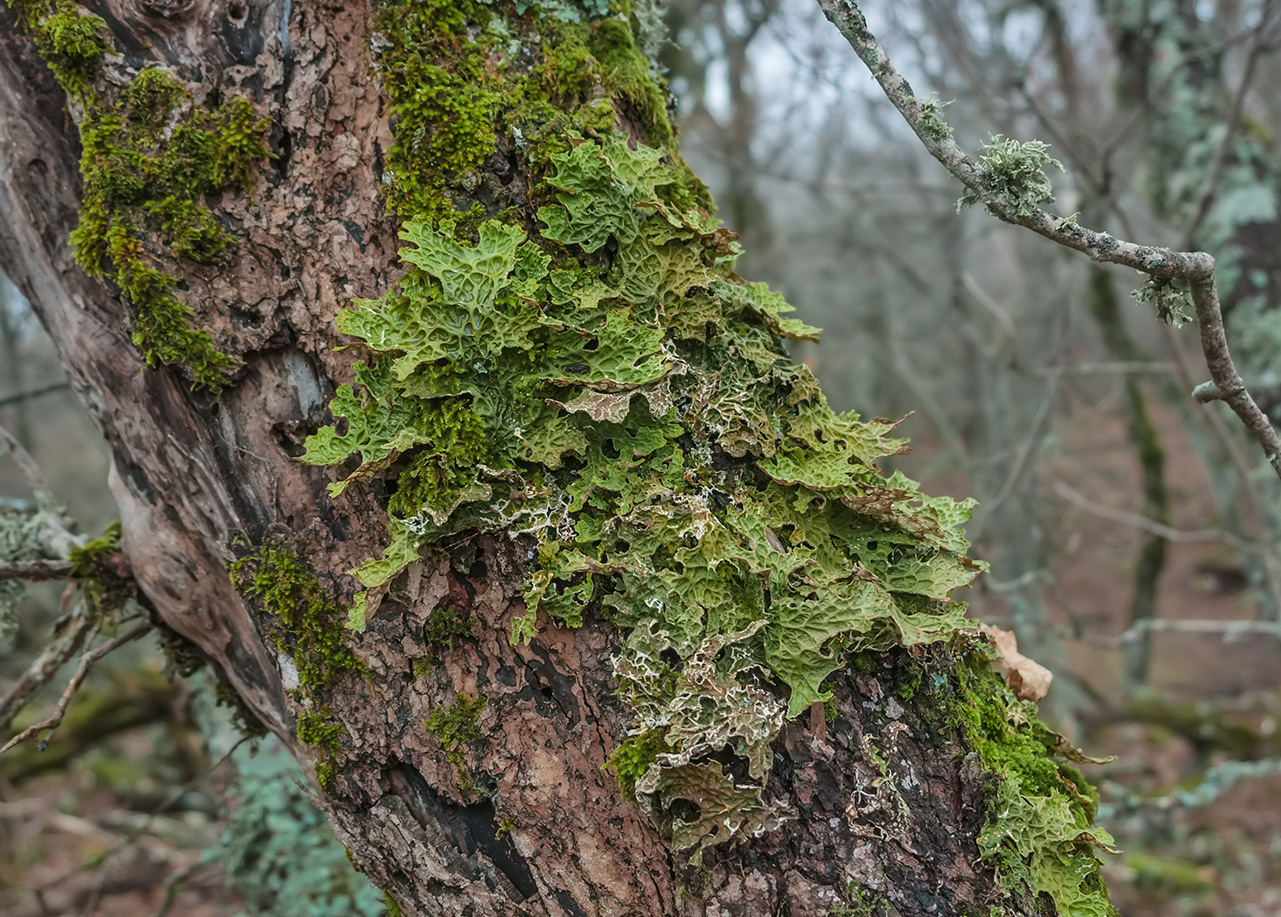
[9,8,269,390]
[914,93,953,143]
[299,4,1114,903]
[960,134,1065,218]
[1131,275,1194,328]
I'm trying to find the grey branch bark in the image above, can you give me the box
[816,0,1281,479]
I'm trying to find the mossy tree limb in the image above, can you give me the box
[1,1,1114,914]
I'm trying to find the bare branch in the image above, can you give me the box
[0,619,152,755]
[1174,4,1278,252]
[815,0,1281,480]
[0,420,57,509]
[0,596,96,733]
[1114,617,1281,643]
[0,559,72,582]
[0,380,71,409]
[1039,362,1178,376]
[1051,481,1257,553]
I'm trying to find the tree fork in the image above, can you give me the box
[0,1,1117,914]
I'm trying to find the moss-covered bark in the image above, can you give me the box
[0,1,1117,914]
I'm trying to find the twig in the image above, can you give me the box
[815,0,1281,480]
[0,559,72,583]
[0,421,56,511]
[1051,481,1257,553]
[1038,361,1177,376]
[1173,4,1277,252]
[983,364,1063,516]
[0,619,152,755]
[0,598,96,733]
[1111,617,1281,644]
[0,380,70,410]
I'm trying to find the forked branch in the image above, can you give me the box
[815,0,1281,480]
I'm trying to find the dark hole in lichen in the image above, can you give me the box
[667,798,700,825]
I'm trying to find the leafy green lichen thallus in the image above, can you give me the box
[303,133,988,863]
[959,658,1119,916]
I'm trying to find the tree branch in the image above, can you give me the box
[0,618,152,753]
[0,558,72,582]
[815,0,1281,480]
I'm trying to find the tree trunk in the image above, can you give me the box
[0,2,1117,915]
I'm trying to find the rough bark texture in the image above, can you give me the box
[0,2,1114,915]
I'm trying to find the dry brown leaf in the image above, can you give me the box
[979,623,1053,702]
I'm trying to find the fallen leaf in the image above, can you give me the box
[980,623,1053,701]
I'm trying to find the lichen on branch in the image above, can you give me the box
[303,0,993,865]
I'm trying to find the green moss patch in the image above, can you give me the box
[8,0,109,98]
[70,69,268,390]
[425,693,487,791]
[67,519,129,618]
[10,5,269,391]
[230,543,367,695]
[954,657,1118,916]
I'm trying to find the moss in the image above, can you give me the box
[604,728,671,800]
[952,654,1116,915]
[9,0,109,98]
[382,892,403,917]
[1123,852,1213,893]
[387,400,491,522]
[297,709,346,755]
[67,519,129,618]
[587,17,671,146]
[213,676,269,739]
[230,543,367,694]
[66,69,269,390]
[954,658,1091,811]
[296,707,346,790]
[372,0,686,232]
[829,882,889,916]
[420,604,475,661]
[425,693,487,791]
[10,4,268,390]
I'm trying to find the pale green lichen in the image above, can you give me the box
[1131,275,1194,328]
[914,93,953,143]
[961,134,1065,218]
[300,5,1114,906]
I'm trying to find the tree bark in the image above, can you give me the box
[0,2,1116,915]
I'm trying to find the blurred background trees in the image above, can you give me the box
[3,0,1281,913]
